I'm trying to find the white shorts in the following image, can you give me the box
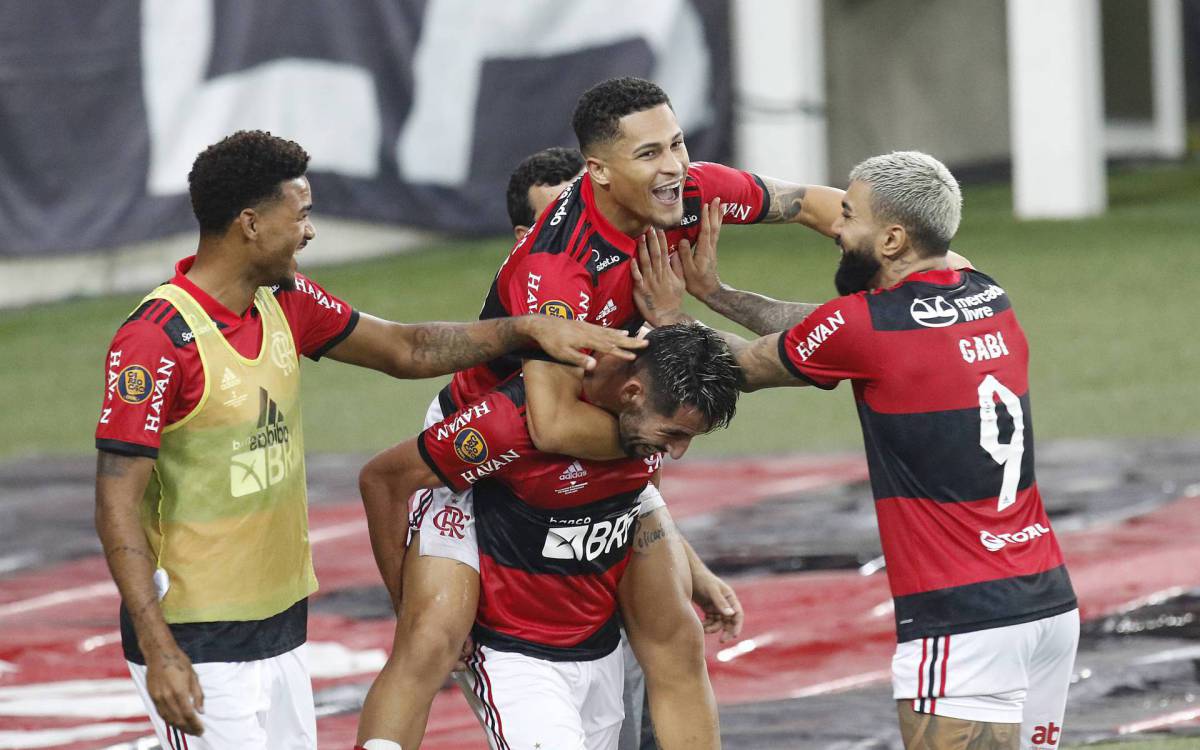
[456,644,625,750]
[411,393,668,573]
[892,608,1079,747]
[126,644,316,750]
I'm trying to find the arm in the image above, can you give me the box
[681,532,743,643]
[95,451,205,736]
[523,359,624,460]
[758,176,844,237]
[358,439,445,610]
[324,313,644,379]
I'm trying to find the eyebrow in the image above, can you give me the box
[632,130,684,153]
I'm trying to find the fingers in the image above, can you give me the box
[189,671,205,716]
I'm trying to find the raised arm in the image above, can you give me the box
[358,439,445,609]
[523,359,625,460]
[325,313,644,379]
[758,176,844,237]
[96,451,205,736]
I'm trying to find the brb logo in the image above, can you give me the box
[1030,722,1061,747]
[542,507,639,562]
[910,296,959,328]
[433,505,471,539]
[229,389,296,498]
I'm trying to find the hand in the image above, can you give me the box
[631,226,688,326]
[145,645,205,735]
[678,198,724,301]
[521,316,647,372]
[691,568,743,643]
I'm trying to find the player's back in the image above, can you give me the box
[857,269,1075,640]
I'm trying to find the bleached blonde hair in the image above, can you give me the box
[848,151,962,255]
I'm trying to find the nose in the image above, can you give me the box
[666,436,692,460]
[661,149,683,178]
[304,220,316,242]
[832,214,844,235]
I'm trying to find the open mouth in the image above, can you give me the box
[651,181,682,205]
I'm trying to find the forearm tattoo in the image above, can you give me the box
[409,322,503,375]
[761,179,807,224]
[707,285,820,335]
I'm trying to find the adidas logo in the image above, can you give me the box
[596,299,617,321]
[220,367,241,391]
[558,461,588,481]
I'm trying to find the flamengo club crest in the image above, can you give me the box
[910,296,959,328]
[433,505,470,539]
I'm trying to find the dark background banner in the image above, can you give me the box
[0,0,731,258]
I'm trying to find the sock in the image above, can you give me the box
[361,741,403,750]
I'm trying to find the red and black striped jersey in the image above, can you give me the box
[95,256,357,459]
[418,377,662,660]
[450,162,767,406]
[778,268,1076,641]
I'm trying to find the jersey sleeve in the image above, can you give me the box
[94,321,183,458]
[688,161,769,226]
[777,295,875,389]
[278,273,359,360]
[417,390,532,494]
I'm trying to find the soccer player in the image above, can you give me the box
[357,324,741,750]
[93,130,644,749]
[634,152,1079,750]
[398,76,842,749]
[506,146,743,750]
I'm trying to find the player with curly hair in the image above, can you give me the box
[93,130,644,749]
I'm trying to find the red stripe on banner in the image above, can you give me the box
[940,636,950,697]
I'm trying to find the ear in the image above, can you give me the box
[513,225,530,242]
[880,224,908,260]
[618,376,645,407]
[236,209,258,241]
[585,153,610,189]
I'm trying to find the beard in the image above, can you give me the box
[274,274,297,291]
[834,244,882,295]
[617,409,656,459]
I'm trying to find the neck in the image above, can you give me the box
[187,238,261,315]
[877,250,950,289]
[589,176,650,237]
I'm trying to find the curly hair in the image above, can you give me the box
[635,323,740,432]
[572,77,671,155]
[188,130,310,235]
[505,147,585,228]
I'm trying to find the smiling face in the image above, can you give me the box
[588,104,689,234]
[831,180,884,295]
[248,177,314,289]
[617,399,709,461]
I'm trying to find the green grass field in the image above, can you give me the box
[2,162,1198,461]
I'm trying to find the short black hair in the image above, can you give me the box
[636,323,740,432]
[572,77,671,155]
[505,147,585,228]
[188,130,310,235]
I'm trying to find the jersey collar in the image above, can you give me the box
[581,176,638,253]
[901,267,963,288]
[172,255,256,327]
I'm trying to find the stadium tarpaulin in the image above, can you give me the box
[0,0,732,257]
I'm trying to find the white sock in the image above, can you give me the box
[362,741,402,750]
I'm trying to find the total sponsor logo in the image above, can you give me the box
[293,276,345,314]
[591,249,624,272]
[142,357,176,433]
[978,522,1052,552]
[793,310,846,362]
[910,296,959,328]
[229,388,296,497]
[541,506,639,561]
[959,331,1010,364]
[459,449,520,485]
[434,402,492,441]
